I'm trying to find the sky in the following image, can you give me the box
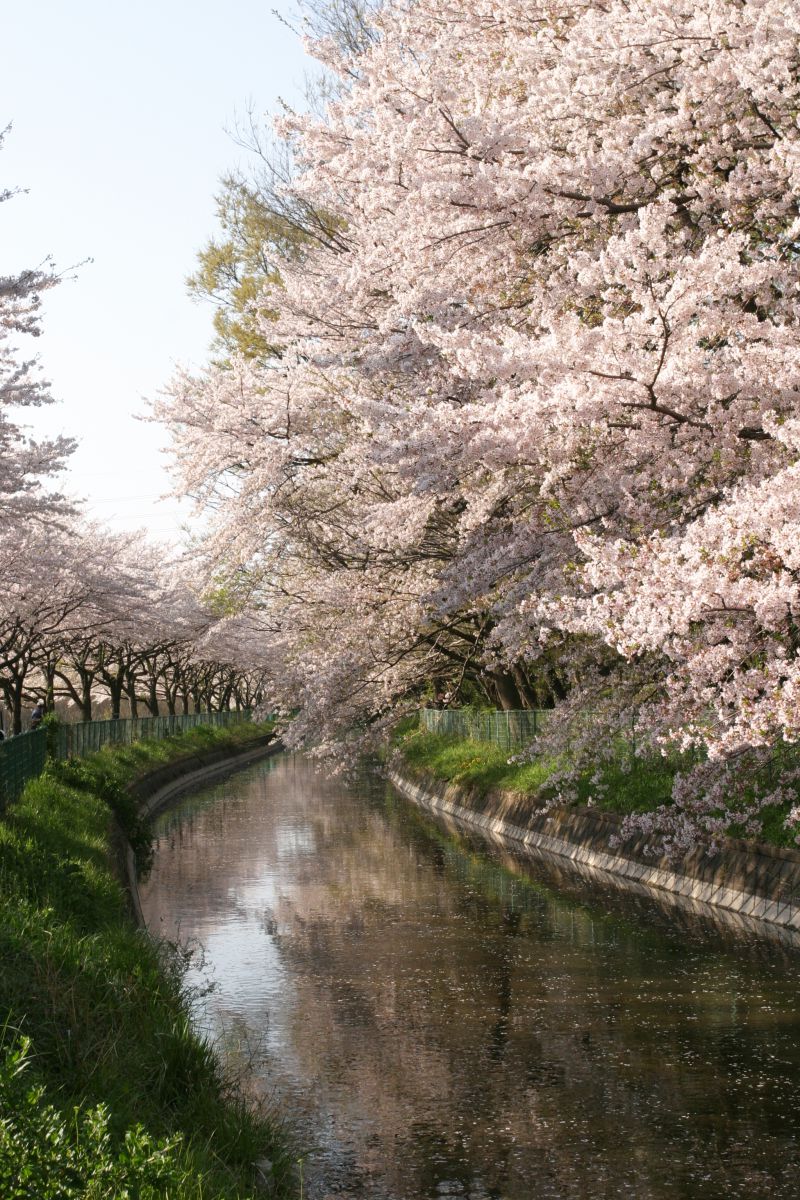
[3,0,312,542]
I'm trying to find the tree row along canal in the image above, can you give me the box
[140,754,800,1200]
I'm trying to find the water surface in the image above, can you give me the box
[140,755,800,1199]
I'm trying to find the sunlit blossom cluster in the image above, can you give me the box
[161,0,800,844]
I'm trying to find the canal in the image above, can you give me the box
[140,754,800,1199]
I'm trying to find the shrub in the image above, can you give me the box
[0,1033,196,1200]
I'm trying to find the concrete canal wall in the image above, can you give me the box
[389,761,800,934]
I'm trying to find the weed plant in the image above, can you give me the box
[0,722,293,1199]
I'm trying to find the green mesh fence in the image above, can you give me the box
[55,710,251,759]
[0,729,48,808]
[0,710,252,811]
[420,708,549,752]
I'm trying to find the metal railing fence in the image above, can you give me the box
[420,707,549,751]
[0,710,252,810]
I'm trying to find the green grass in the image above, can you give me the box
[397,728,557,795]
[395,725,800,847]
[396,727,678,818]
[84,718,275,777]
[0,722,294,1199]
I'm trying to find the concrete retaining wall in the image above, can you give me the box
[388,762,800,934]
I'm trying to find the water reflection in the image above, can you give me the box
[140,755,800,1199]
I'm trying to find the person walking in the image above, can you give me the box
[30,701,45,730]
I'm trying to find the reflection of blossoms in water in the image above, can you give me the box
[141,756,800,1200]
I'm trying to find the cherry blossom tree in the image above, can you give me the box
[0,525,133,730]
[1,133,75,536]
[2,535,261,728]
[0,137,263,733]
[160,0,800,840]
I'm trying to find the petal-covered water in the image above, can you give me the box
[140,755,800,1199]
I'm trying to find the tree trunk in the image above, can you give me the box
[44,659,56,711]
[487,670,522,712]
[80,675,93,722]
[511,665,537,710]
[109,678,124,721]
[144,678,160,717]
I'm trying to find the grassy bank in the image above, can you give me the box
[0,722,295,1199]
[395,723,675,815]
[394,723,798,848]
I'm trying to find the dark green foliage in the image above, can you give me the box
[754,803,796,848]
[0,1034,189,1199]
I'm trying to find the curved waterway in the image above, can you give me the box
[140,754,800,1200]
